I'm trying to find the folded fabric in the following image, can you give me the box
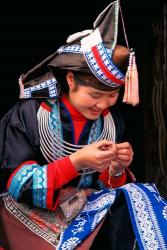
[58,183,167,250]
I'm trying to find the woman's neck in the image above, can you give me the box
[61,94,88,144]
[61,94,87,121]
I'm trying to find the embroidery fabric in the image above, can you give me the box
[57,183,167,250]
[3,194,67,247]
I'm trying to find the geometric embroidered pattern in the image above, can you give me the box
[33,165,47,208]
[3,194,63,247]
[57,189,115,250]
[4,183,167,249]
[120,183,167,250]
[8,162,49,209]
[58,184,167,250]
[57,45,83,54]
[84,43,125,87]
[57,44,111,56]
[8,163,39,200]
[23,77,60,98]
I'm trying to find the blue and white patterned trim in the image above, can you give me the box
[8,163,39,200]
[56,44,112,56]
[49,101,64,158]
[57,189,115,250]
[33,165,47,208]
[87,116,102,144]
[121,183,167,250]
[84,43,124,87]
[58,183,167,250]
[22,77,60,98]
[57,45,83,54]
[81,189,116,213]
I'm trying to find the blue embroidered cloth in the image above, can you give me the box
[57,183,167,250]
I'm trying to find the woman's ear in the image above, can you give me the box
[66,71,76,90]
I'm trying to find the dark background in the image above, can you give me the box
[0,0,166,191]
[0,0,162,115]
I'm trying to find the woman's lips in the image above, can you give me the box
[89,108,102,115]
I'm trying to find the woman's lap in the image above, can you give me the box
[0,193,136,250]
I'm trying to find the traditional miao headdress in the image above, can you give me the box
[19,0,139,106]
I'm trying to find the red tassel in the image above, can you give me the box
[131,53,139,105]
[123,50,139,106]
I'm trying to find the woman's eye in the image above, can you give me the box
[109,92,119,98]
[90,94,101,98]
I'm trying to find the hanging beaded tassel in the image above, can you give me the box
[123,49,139,106]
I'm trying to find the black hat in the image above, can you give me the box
[19,0,139,105]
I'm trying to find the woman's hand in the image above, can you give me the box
[69,140,117,173]
[109,142,134,176]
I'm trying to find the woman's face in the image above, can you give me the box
[66,72,120,120]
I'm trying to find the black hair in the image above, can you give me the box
[73,72,121,92]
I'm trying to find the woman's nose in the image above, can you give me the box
[96,100,109,109]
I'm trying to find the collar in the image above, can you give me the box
[61,95,87,121]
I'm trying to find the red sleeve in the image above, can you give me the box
[48,156,78,190]
[99,169,127,188]
[99,167,135,188]
[7,157,78,211]
[47,156,78,210]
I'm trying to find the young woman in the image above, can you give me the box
[0,70,135,250]
[0,1,166,249]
